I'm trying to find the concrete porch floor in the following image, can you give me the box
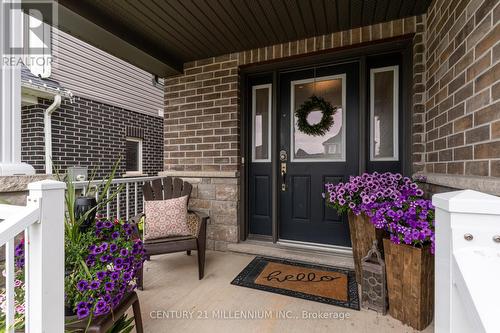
[134,251,434,333]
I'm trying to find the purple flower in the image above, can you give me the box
[110,271,120,281]
[77,280,89,292]
[76,301,89,309]
[89,280,100,290]
[119,248,128,256]
[109,243,118,253]
[96,271,107,280]
[77,307,90,319]
[123,272,132,281]
[111,231,120,239]
[104,282,115,291]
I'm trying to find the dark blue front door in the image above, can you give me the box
[279,62,359,246]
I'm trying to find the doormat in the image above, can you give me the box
[231,257,359,310]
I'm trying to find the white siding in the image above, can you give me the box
[50,28,163,117]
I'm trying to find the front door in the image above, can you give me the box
[279,63,359,247]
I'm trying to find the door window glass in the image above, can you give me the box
[291,75,345,161]
[252,84,272,162]
[370,66,399,161]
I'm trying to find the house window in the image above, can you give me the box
[126,138,143,175]
[370,66,399,161]
[23,12,52,78]
[252,84,272,162]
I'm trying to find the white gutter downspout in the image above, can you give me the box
[44,94,62,174]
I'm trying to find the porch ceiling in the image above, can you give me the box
[55,0,431,77]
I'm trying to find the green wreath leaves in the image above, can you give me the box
[295,95,337,136]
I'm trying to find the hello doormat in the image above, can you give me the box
[231,257,359,310]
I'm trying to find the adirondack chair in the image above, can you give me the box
[132,177,208,288]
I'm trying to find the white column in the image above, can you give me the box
[0,0,35,175]
[26,180,65,333]
[433,190,500,333]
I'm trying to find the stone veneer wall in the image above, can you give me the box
[423,0,500,177]
[164,17,424,249]
[160,174,239,251]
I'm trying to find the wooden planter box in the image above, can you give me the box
[348,212,385,283]
[383,239,434,330]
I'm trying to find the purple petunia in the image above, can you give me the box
[109,243,118,253]
[77,280,89,292]
[104,282,115,292]
[324,172,435,254]
[96,271,107,280]
[77,307,90,319]
[89,280,101,290]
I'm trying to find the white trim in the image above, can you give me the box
[370,65,399,161]
[126,137,143,173]
[251,84,272,163]
[0,2,35,175]
[290,74,346,162]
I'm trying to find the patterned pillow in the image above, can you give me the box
[144,195,190,240]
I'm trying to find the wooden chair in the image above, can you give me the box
[132,177,208,288]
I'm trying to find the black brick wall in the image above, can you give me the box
[21,96,163,178]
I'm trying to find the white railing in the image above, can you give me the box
[433,190,500,333]
[0,180,65,333]
[73,176,161,221]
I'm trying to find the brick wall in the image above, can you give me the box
[21,96,164,178]
[164,16,421,173]
[164,17,423,250]
[423,0,500,177]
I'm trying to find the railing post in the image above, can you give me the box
[433,190,500,333]
[26,180,66,333]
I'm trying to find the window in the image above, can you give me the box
[291,74,346,162]
[370,66,399,161]
[252,84,272,162]
[126,138,143,174]
[23,12,52,78]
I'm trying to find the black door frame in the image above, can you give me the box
[239,35,414,243]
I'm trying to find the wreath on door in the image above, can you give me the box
[295,95,337,136]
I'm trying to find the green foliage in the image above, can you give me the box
[295,95,337,136]
[106,315,135,333]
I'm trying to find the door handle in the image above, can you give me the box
[281,163,287,191]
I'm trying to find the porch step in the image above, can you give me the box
[227,240,354,270]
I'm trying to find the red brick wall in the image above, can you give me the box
[164,17,422,173]
[423,0,500,177]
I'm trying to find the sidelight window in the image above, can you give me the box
[370,66,399,161]
[252,84,272,162]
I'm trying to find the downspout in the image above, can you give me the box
[44,94,61,174]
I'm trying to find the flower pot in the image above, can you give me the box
[75,196,97,231]
[383,239,434,330]
[348,212,385,283]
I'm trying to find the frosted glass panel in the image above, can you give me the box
[252,85,271,161]
[292,76,345,161]
[371,67,398,160]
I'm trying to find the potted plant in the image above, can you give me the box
[324,172,424,283]
[64,217,145,322]
[0,162,143,332]
[367,198,435,330]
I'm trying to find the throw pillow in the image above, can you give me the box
[144,195,190,240]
